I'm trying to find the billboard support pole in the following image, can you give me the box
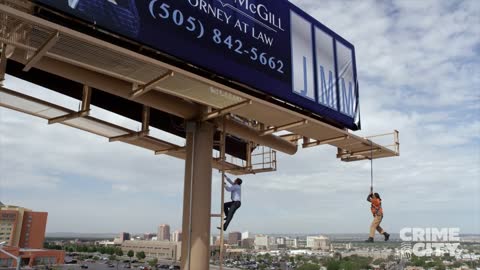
[181,117,214,270]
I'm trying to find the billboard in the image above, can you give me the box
[33,0,360,130]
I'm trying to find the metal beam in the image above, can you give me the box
[141,105,150,132]
[48,110,88,124]
[280,134,303,143]
[0,43,6,83]
[155,146,185,155]
[109,130,149,142]
[337,148,382,159]
[23,31,59,72]
[352,148,382,156]
[260,120,308,136]
[49,83,91,124]
[9,52,299,155]
[130,71,174,99]
[201,100,252,121]
[7,22,25,39]
[303,136,349,148]
[81,85,91,111]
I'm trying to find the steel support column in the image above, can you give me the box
[181,121,214,270]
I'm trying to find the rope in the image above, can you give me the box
[370,140,374,191]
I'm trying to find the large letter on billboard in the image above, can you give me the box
[291,10,315,101]
[315,27,337,110]
[336,41,356,117]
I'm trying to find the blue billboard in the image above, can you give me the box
[34,0,360,130]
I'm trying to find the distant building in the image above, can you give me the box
[285,238,298,248]
[120,232,131,242]
[171,230,182,242]
[210,235,218,246]
[228,232,242,246]
[158,224,171,241]
[114,232,131,245]
[254,234,276,249]
[144,233,156,240]
[241,231,251,240]
[121,240,180,261]
[97,240,115,246]
[276,237,286,245]
[306,236,330,250]
[296,238,307,248]
[241,238,255,249]
[0,204,64,267]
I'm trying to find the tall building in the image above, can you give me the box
[228,232,242,246]
[144,233,156,240]
[120,232,131,241]
[0,204,47,248]
[241,231,251,240]
[241,238,255,249]
[254,235,270,250]
[306,235,330,250]
[171,230,182,242]
[158,224,170,241]
[210,235,218,246]
[285,237,298,248]
[0,203,64,267]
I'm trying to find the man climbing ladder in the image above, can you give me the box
[218,175,242,231]
[365,188,390,242]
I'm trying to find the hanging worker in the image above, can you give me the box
[365,188,390,242]
[218,175,242,231]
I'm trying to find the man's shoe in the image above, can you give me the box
[384,232,390,241]
[365,237,374,243]
[216,226,222,230]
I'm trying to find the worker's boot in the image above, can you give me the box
[365,237,374,243]
[384,232,390,241]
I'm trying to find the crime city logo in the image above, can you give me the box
[399,228,463,258]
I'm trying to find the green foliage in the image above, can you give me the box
[148,258,158,267]
[127,250,134,258]
[324,255,372,270]
[327,260,341,270]
[115,249,124,257]
[298,263,320,270]
[410,255,427,267]
[136,251,146,260]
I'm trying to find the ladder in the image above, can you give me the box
[211,116,227,270]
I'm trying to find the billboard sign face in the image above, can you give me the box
[34,0,360,130]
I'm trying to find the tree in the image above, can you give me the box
[327,260,341,270]
[115,249,123,257]
[298,263,320,270]
[136,251,146,261]
[127,250,134,261]
[98,246,107,254]
[148,258,158,268]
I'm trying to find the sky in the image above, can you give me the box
[0,0,479,236]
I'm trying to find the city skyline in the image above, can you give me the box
[0,0,479,236]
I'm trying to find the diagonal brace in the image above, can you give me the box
[260,119,308,136]
[155,146,185,155]
[201,100,252,121]
[130,71,174,99]
[23,31,60,72]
